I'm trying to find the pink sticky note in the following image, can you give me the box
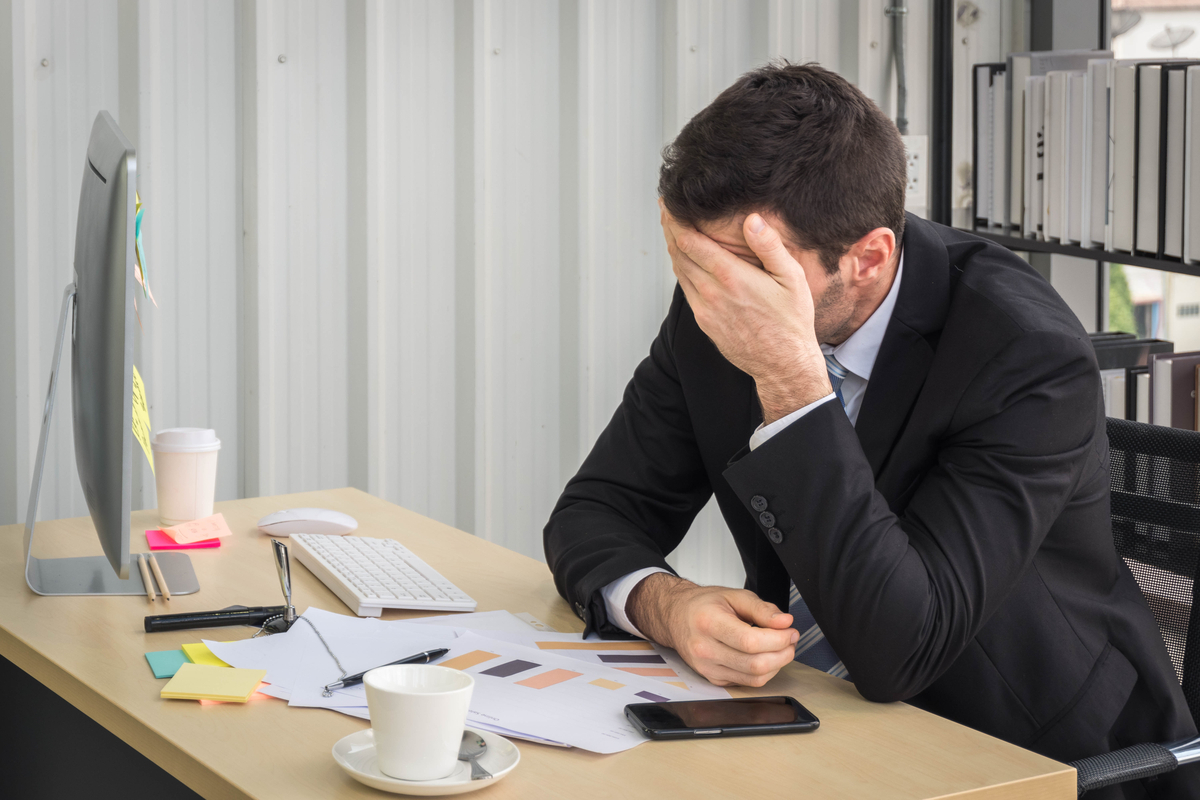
[163,513,234,545]
[146,529,221,550]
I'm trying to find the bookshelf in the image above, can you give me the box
[929,2,1200,280]
[968,228,1200,278]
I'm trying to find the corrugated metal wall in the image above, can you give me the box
[1,0,935,589]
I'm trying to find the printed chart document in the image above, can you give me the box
[475,629,730,699]
[206,608,731,754]
[433,632,695,753]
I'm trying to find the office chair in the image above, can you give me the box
[1071,418,1200,795]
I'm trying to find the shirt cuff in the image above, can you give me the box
[749,393,838,451]
[600,567,671,639]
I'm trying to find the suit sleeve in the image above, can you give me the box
[544,287,714,635]
[723,328,1100,702]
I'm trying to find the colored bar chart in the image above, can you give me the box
[635,691,670,702]
[480,659,540,678]
[516,668,583,689]
[535,641,654,651]
[597,654,666,664]
[616,667,679,677]
[589,678,625,690]
[440,650,500,671]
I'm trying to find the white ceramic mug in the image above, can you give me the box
[152,428,220,526]
[363,665,474,781]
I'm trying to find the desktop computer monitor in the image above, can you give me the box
[22,111,197,596]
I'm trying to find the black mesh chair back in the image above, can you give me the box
[1107,417,1200,726]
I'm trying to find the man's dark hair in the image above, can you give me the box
[659,61,907,274]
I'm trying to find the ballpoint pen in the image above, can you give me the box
[322,647,450,696]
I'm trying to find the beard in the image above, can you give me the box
[813,269,855,345]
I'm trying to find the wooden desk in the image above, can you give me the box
[0,488,1074,799]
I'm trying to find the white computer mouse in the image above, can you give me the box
[257,508,359,537]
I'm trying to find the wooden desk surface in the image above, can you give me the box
[0,488,1074,799]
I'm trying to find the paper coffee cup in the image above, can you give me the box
[364,665,474,781]
[152,428,220,526]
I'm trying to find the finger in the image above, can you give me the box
[725,591,794,630]
[706,639,796,679]
[674,260,702,309]
[692,646,793,687]
[671,243,716,297]
[674,226,737,278]
[743,213,800,279]
[707,605,799,654]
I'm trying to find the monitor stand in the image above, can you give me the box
[23,283,199,596]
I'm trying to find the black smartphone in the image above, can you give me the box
[624,696,819,739]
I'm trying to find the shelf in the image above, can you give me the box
[966,228,1200,278]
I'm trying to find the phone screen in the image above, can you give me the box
[629,696,817,732]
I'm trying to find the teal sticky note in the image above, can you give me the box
[145,649,189,679]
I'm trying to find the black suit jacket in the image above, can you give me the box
[544,215,1198,793]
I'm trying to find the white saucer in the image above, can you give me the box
[332,727,520,796]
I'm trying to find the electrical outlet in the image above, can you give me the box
[901,134,929,215]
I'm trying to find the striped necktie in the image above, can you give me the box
[824,351,848,406]
[788,351,851,680]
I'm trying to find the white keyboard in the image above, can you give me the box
[290,533,477,617]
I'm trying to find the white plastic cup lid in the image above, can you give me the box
[151,427,221,453]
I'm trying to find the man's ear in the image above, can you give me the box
[844,227,896,287]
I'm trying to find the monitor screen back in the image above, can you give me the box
[71,111,135,579]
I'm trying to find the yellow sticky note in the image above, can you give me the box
[182,642,231,668]
[165,513,234,545]
[132,365,154,475]
[160,663,266,703]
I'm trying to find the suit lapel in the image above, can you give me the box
[854,215,951,477]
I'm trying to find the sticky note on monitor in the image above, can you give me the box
[182,642,231,668]
[145,649,189,679]
[132,365,154,475]
[161,663,266,703]
[146,529,220,550]
[164,513,233,545]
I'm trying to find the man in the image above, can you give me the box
[543,63,1198,797]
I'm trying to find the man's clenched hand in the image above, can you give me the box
[627,572,799,687]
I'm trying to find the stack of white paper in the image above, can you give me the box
[205,608,727,754]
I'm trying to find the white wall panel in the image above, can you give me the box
[573,0,665,456]
[11,0,121,523]
[247,0,349,497]
[766,0,840,68]
[855,0,930,139]
[136,0,241,508]
[362,0,458,522]
[472,0,562,556]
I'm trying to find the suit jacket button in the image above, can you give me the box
[767,527,783,544]
[759,511,776,528]
[751,495,768,512]
[574,602,585,618]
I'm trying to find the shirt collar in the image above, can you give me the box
[819,249,904,382]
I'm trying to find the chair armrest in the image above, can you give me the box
[1070,743,1178,796]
